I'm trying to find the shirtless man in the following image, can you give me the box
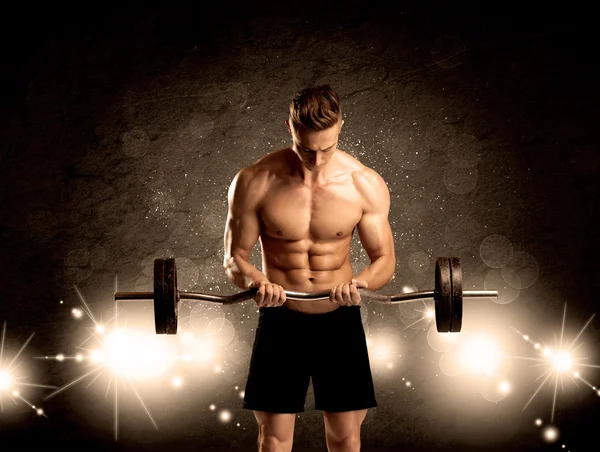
[223,85,396,452]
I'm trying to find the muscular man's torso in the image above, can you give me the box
[254,148,367,314]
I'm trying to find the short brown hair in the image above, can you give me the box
[289,85,342,131]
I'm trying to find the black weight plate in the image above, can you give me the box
[435,257,452,332]
[449,257,463,333]
[164,258,178,334]
[154,258,167,334]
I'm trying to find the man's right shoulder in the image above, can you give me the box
[236,148,287,184]
[235,162,266,187]
[229,160,272,205]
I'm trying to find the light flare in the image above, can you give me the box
[219,409,232,423]
[41,280,228,440]
[0,370,12,390]
[41,284,169,440]
[400,300,436,331]
[0,322,54,415]
[189,336,216,363]
[72,308,84,319]
[366,335,400,370]
[101,329,175,378]
[550,351,572,373]
[542,425,559,443]
[373,345,389,361]
[458,334,504,375]
[512,303,599,423]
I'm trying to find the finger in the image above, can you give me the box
[264,284,273,306]
[256,285,265,304]
[274,286,283,306]
[342,283,351,304]
[280,285,286,303]
[350,284,361,304]
[330,286,337,303]
[278,285,285,305]
[336,283,345,303]
[271,286,279,307]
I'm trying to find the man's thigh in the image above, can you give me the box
[311,307,377,411]
[243,308,310,413]
[253,411,296,445]
[322,409,368,441]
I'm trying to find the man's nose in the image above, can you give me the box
[311,152,322,165]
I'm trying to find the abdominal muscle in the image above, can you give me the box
[264,260,355,314]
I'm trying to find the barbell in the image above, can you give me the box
[114,257,497,334]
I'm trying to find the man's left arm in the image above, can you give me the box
[353,169,396,291]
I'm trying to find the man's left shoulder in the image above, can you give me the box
[351,165,388,194]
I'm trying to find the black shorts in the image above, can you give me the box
[242,304,377,413]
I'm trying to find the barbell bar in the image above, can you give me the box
[114,257,497,334]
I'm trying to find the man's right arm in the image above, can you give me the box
[223,167,268,290]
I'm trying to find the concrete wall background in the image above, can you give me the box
[0,3,597,450]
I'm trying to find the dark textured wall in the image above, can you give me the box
[0,3,598,451]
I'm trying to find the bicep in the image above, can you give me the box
[355,171,395,261]
[223,169,263,263]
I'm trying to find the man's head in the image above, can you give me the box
[286,85,344,170]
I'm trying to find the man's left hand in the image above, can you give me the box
[330,279,369,306]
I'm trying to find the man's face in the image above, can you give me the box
[287,118,344,169]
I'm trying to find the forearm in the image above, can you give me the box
[223,255,268,290]
[354,255,396,291]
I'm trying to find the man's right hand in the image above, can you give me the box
[247,280,287,307]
